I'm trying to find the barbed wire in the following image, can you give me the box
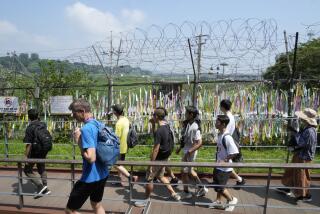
[2,19,320,76]
[62,19,282,74]
[64,19,284,75]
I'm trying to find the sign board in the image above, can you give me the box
[50,96,73,115]
[0,97,19,114]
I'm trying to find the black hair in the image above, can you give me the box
[112,104,124,115]
[217,114,230,127]
[220,99,232,111]
[185,106,199,119]
[28,109,39,121]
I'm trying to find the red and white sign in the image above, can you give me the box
[0,97,19,114]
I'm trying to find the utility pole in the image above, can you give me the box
[93,32,123,120]
[195,29,208,82]
[220,62,228,78]
[287,32,299,118]
[284,32,299,164]
[12,52,41,110]
[187,39,197,106]
[234,64,239,79]
[193,29,208,106]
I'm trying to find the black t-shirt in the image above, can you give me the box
[154,124,174,160]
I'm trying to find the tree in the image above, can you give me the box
[263,38,320,88]
[30,53,39,61]
[18,53,29,66]
[37,60,96,99]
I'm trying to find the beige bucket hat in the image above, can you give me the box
[295,108,318,126]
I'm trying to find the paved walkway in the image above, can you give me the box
[0,169,319,214]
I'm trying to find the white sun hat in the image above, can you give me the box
[295,108,318,127]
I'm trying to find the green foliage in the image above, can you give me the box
[263,38,320,88]
[37,60,96,99]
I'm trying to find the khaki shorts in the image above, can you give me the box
[145,159,167,182]
[182,151,197,174]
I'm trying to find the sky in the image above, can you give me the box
[0,0,319,59]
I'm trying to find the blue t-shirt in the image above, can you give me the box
[80,119,109,183]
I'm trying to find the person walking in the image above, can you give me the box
[111,104,138,186]
[276,108,318,202]
[66,99,109,214]
[209,114,238,211]
[134,107,181,207]
[176,106,208,199]
[220,99,245,189]
[23,109,52,198]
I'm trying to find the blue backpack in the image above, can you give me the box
[93,122,120,167]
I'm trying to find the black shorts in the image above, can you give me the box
[119,153,126,161]
[212,169,231,192]
[66,177,108,211]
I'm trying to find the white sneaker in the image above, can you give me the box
[170,193,181,201]
[181,191,193,199]
[134,200,148,207]
[196,186,209,197]
[34,186,48,199]
[225,197,238,212]
[208,200,225,209]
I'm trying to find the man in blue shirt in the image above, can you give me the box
[66,99,109,214]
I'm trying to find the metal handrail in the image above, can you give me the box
[0,158,320,214]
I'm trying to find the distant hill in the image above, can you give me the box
[0,53,152,76]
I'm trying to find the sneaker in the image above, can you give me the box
[234,178,246,190]
[208,200,225,209]
[134,200,148,207]
[43,188,51,195]
[196,186,208,197]
[275,187,292,196]
[170,177,179,186]
[180,191,193,199]
[296,194,312,202]
[169,193,181,201]
[33,186,48,199]
[225,197,238,212]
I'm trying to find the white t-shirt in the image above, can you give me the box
[226,111,235,135]
[183,121,201,155]
[216,131,239,172]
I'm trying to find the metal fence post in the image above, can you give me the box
[72,122,76,160]
[286,149,290,163]
[263,167,272,214]
[17,162,24,209]
[4,122,9,158]
[71,163,75,188]
[129,165,133,205]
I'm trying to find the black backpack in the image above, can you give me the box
[222,134,243,162]
[232,127,241,144]
[127,124,138,148]
[32,123,53,154]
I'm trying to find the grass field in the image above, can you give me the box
[1,140,319,174]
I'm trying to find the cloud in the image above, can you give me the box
[0,20,18,35]
[0,19,57,53]
[65,2,145,38]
